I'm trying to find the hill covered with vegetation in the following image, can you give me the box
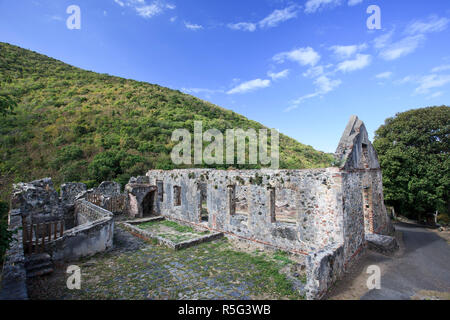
[0,42,332,200]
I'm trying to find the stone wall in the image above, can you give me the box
[10,178,65,227]
[305,244,345,300]
[336,116,394,267]
[146,168,344,255]
[84,181,127,215]
[0,219,27,300]
[49,200,114,261]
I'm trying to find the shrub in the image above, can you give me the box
[0,201,13,265]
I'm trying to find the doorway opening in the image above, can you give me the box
[142,190,155,217]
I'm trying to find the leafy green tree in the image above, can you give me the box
[373,106,450,220]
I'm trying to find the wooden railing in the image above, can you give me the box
[22,219,65,255]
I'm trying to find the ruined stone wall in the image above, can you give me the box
[10,178,65,226]
[76,199,110,225]
[146,168,344,255]
[50,200,114,261]
[335,116,394,267]
[0,218,28,300]
[340,171,366,265]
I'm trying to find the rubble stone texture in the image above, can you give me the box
[60,182,87,205]
[366,233,399,255]
[10,178,64,226]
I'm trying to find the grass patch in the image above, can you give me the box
[136,219,211,244]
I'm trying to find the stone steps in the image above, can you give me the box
[25,253,54,278]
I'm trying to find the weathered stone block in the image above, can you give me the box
[366,233,399,255]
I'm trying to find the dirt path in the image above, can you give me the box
[326,222,450,300]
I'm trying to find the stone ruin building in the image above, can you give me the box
[0,116,396,300]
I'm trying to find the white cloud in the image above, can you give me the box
[379,35,424,61]
[427,91,443,99]
[273,47,321,67]
[315,75,342,94]
[227,5,300,32]
[336,54,371,72]
[50,15,63,21]
[227,22,257,32]
[375,16,449,61]
[286,75,341,111]
[395,71,450,95]
[184,22,203,30]
[267,69,290,81]
[330,43,367,59]
[113,0,175,19]
[305,0,342,14]
[259,5,300,28]
[406,16,450,35]
[348,0,363,6]
[136,4,163,18]
[227,79,271,94]
[373,30,394,49]
[415,74,450,94]
[114,0,125,7]
[394,75,417,85]
[182,88,224,95]
[431,64,450,73]
[169,16,177,22]
[303,65,325,78]
[375,71,393,79]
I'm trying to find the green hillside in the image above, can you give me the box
[0,42,332,200]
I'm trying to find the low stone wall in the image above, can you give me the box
[0,220,28,300]
[121,218,224,250]
[49,200,114,261]
[305,244,345,300]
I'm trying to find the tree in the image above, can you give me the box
[373,106,450,220]
[0,201,13,264]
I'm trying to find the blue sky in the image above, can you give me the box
[1,0,449,153]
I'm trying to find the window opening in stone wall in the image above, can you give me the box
[268,187,276,223]
[275,188,297,224]
[363,186,374,233]
[235,185,249,215]
[362,143,369,169]
[156,180,164,202]
[199,183,208,222]
[173,186,181,207]
[228,185,236,216]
